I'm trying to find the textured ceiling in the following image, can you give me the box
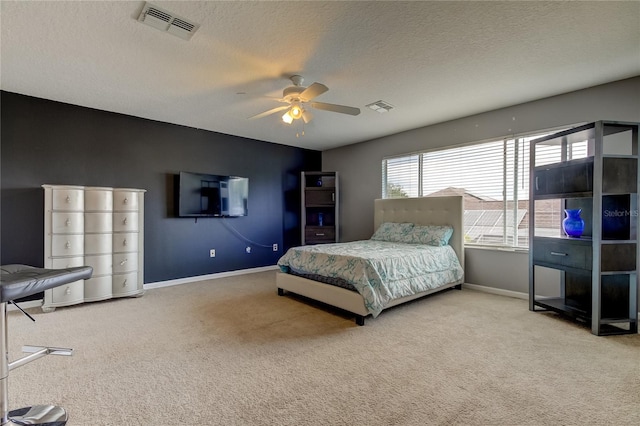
[2,1,639,151]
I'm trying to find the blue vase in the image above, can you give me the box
[563,209,584,238]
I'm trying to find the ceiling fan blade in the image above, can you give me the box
[311,102,361,116]
[302,109,313,124]
[248,105,290,119]
[300,82,328,102]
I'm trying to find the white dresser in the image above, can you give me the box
[42,185,145,312]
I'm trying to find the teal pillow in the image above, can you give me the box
[371,222,415,242]
[407,225,454,246]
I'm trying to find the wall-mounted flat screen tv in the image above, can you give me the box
[177,171,248,217]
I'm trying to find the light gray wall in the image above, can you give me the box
[323,76,640,295]
[465,248,560,297]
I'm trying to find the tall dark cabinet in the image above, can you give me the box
[529,121,639,335]
[301,171,339,245]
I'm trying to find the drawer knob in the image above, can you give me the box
[316,233,325,236]
[123,217,128,225]
[123,239,127,246]
[123,279,128,287]
[65,286,71,295]
[123,197,128,205]
[65,218,70,226]
[550,251,568,257]
[65,196,71,203]
[120,259,128,266]
[65,241,71,249]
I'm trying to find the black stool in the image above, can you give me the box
[0,264,92,426]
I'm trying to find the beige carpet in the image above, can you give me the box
[6,270,639,425]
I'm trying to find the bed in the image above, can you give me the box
[276,196,465,325]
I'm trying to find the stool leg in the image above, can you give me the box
[0,303,68,426]
[2,303,12,425]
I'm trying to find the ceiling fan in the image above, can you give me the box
[249,75,361,124]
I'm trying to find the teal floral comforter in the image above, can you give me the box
[277,240,464,317]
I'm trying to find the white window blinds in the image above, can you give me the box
[381,129,567,248]
[421,141,505,199]
[382,154,419,198]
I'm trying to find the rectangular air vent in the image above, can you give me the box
[138,2,199,41]
[366,100,394,113]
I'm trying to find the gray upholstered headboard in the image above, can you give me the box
[373,196,464,267]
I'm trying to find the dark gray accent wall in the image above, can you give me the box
[1,91,321,283]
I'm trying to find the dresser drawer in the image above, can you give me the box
[85,233,113,255]
[305,227,336,242]
[84,188,113,211]
[532,238,592,270]
[84,212,113,233]
[52,188,84,211]
[51,235,84,257]
[84,275,112,301]
[113,253,138,274]
[112,271,139,296]
[113,212,139,232]
[50,256,85,269]
[51,212,84,234]
[113,190,139,211]
[84,254,112,276]
[50,280,84,304]
[113,233,138,253]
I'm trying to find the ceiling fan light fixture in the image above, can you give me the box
[290,104,303,120]
[282,111,293,124]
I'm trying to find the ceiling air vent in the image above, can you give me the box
[138,2,200,41]
[366,100,394,113]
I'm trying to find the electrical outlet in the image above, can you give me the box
[272,243,278,252]
[209,249,216,258]
[245,246,251,254]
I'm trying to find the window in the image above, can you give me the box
[382,155,419,198]
[382,130,571,248]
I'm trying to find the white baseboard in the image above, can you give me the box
[143,265,279,290]
[462,282,528,300]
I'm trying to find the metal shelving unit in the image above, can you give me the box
[529,121,639,335]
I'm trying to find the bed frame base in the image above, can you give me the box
[276,272,462,326]
[278,284,367,326]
